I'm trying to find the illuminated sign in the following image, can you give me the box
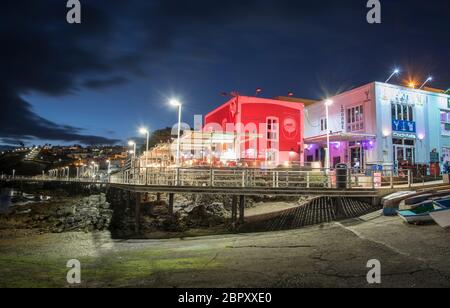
[393,132,416,139]
[392,120,416,133]
[381,85,425,107]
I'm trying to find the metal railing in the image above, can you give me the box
[1,167,442,190]
[110,167,404,190]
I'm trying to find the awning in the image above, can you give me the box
[304,132,377,144]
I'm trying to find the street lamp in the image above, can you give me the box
[139,127,150,168]
[128,140,136,158]
[170,99,182,166]
[325,99,334,171]
[419,76,433,90]
[385,69,400,83]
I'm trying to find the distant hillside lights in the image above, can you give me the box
[66,0,81,24]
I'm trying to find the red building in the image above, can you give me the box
[204,95,305,167]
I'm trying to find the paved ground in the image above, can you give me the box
[0,211,450,288]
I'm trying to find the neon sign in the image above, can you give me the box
[392,120,416,133]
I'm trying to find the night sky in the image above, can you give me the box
[1,0,449,147]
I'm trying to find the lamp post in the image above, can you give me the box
[139,128,150,168]
[325,99,334,171]
[170,99,183,166]
[419,76,433,90]
[128,140,136,158]
[385,69,400,83]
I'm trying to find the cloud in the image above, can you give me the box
[1,0,449,147]
[0,0,125,145]
[83,77,129,90]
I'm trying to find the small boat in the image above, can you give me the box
[397,202,443,224]
[430,209,450,228]
[430,198,450,228]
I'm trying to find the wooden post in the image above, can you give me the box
[239,195,245,224]
[168,193,174,215]
[135,193,141,234]
[408,170,412,188]
[231,195,238,229]
[390,169,394,189]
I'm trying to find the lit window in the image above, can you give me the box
[441,111,450,135]
[347,105,364,132]
[391,103,414,122]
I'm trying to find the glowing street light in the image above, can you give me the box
[419,76,433,90]
[139,127,150,168]
[325,99,333,171]
[128,140,137,158]
[170,99,182,166]
[385,68,400,83]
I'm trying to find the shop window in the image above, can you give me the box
[347,105,364,132]
[391,103,414,122]
[266,117,279,161]
[440,111,450,136]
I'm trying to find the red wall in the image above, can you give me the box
[205,96,304,165]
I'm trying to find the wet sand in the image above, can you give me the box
[1,211,450,288]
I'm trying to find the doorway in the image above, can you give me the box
[393,139,415,165]
[394,145,415,164]
[349,143,364,170]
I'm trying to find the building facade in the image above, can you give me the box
[304,82,450,170]
[204,96,305,167]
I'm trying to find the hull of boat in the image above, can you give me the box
[430,209,450,228]
[398,212,434,224]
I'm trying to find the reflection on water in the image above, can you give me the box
[0,188,13,213]
[0,189,51,214]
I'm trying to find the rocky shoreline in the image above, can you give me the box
[0,191,257,236]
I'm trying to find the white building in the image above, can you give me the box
[304,82,450,170]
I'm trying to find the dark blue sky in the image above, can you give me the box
[1,0,449,146]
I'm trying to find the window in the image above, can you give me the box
[440,111,450,135]
[391,103,414,122]
[266,117,279,152]
[347,105,364,132]
[320,118,327,132]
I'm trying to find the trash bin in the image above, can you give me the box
[336,164,348,189]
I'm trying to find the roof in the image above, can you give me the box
[274,96,319,107]
[423,87,448,94]
[304,132,377,144]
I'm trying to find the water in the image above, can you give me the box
[0,188,13,213]
[0,189,51,214]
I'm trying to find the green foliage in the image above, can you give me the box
[140,127,174,152]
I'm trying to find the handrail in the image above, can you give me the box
[0,167,437,190]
